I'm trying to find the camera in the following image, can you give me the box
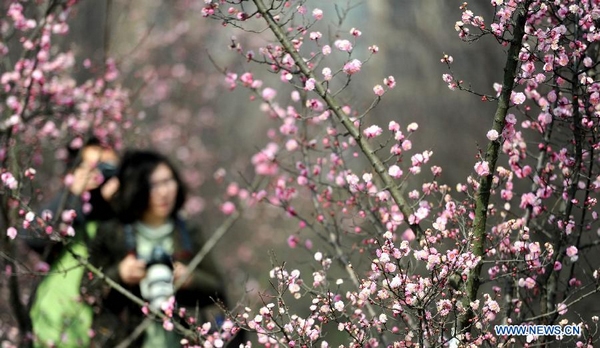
[97,161,117,180]
[139,246,174,310]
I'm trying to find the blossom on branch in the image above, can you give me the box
[342,59,361,75]
[334,39,353,52]
[363,125,383,138]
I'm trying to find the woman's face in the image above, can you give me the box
[142,163,178,225]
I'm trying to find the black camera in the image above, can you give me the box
[97,162,117,180]
[140,246,174,310]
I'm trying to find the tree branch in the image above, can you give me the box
[460,0,531,335]
[251,0,423,238]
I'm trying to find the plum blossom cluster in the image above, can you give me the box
[203,1,600,347]
[369,232,482,312]
[141,296,242,347]
[373,76,397,96]
[215,10,381,101]
[235,230,497,346]
[1,2,132,244]
[0,3,144,345]
[1,5,130,144]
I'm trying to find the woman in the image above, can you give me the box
[84,150,226,347]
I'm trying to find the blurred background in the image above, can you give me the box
[0,2,519,340]
[50,0,506,307]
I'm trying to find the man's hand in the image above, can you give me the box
[69,164,103,196]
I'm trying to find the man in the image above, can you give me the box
[28,138,119,348]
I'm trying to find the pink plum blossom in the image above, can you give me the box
[285,139,299,151]
[24,168,36,179]
[1,172,18,190]
[474,161,491,176]
[163,320,174,331]
[291,91,300,102]
[226,183,239,197]
[6,227,17,240]
[511,91,526,104]
[373,85,384,96]
[363,125,382,138]
[312,8,323,20]
[297,176,308,186]
[251,143,279,176]
[518,277,536,289]
[262,87,277,101]
[282,71,292,82]
[342,59,362,75]
[304,78,316,91]
[59,213,76,230]
[221,201,236,215]
[554,261,562,271]
[557,303,568,315]
[346,173,359,186]
[441,54,454,63]
[431,166,442,176]
[566,246,578,261]
[322,67,332,80]
[520,193,538,208]
[287,235,299,248]
[493,83,502,96]
[388,165,403,179]
[225,72,237,89]
[334,39,353,52]
[350,28,362,37]
[25,211,35,222]
[486,129,499,141]
[230,73,245,87]
[309,32,322,40]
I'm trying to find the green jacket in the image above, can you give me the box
[29,221,97,348]
[28,188,113,348]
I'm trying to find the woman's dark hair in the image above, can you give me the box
[112,150,186,224]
